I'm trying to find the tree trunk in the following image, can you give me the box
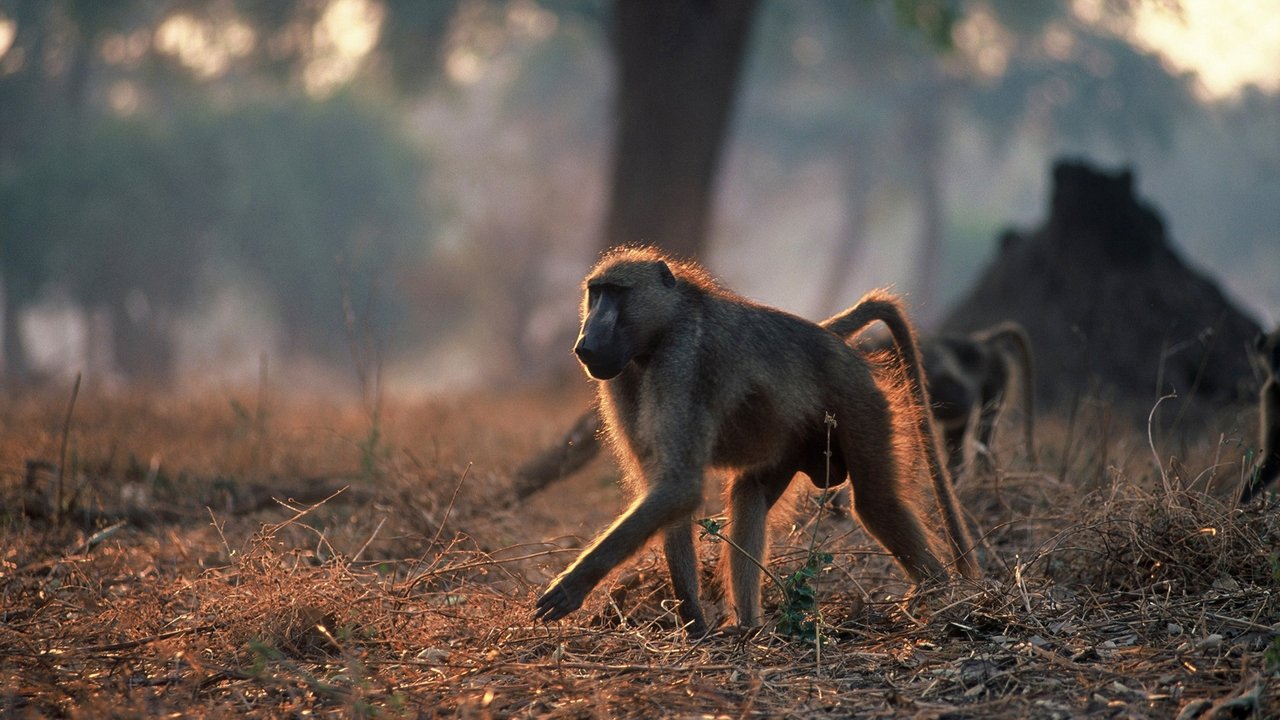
[603,0,760,259]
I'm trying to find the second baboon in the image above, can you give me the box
[534,247,978,635]
[1241,326,1280,503]
[922,322,1037,481]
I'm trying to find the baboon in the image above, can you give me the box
[921,322,1037,481]
[1241,327,1280,503]
[534,247,979,635]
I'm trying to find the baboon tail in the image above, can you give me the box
[823,291,982,580]
[974,322,1037,466]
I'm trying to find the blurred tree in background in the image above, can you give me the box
[0,0,432,382]
[602,0,759,259]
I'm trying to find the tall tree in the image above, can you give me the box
[602,0,759,259]
[0,0,437,383]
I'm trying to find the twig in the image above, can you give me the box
[352,516,386,563]
[809,412,838,670]
[76,520,126,554]
[208,507,233,559]
[263,486,348,536]
[427,463,470,562]
[400,460,472,596]
[405,546,577,590]
[1203,611,1278,633]
[698,519,787,598]
[254,352,270,475]
[1013,556,1034,616]
[55,372,82,524]
[1147,391,1177,494]
[504,660,739,674]
[79,624,215,653]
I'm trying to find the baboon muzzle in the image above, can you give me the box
[573,340,625,380]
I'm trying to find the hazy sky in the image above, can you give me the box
[1128,0,1280,98]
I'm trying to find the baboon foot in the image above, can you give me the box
[714,623,763,640]
[673,601,709,638]
[683,617,710,638]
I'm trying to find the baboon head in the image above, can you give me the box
[573,251,679,380]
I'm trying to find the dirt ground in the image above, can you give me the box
[1,382,1277,718]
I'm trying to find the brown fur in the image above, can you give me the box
[824,298,979,575]
[1241,327,1280,503]
[534,247,979,635]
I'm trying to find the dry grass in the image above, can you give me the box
[1,384,1277,718]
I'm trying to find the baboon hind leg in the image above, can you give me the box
[973,398,1005,474]
[841,425,946,583]
[723,464,795,628]
[663,518,707,635]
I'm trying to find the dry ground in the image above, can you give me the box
[1,382,1277,718]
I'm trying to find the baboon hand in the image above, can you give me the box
[534,576,587,623]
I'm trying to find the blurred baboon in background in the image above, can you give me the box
[534,248,977,635]
[921,322,1037,482]
[1241,327,1279,503]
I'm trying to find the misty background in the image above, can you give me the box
[1,0,1277,397]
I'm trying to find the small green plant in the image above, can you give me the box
[775,547,833,640]
[341,259,388,482]
[779,412,840,644]
[357,422,390,481]
[246,639,284,677]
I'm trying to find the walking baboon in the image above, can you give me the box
[922,322,1037,481]
[1241,327,1280,503]
[534,247,978,634]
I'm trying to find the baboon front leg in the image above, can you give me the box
[974,400,1004,473]
[663,518,707,635]
[942,420,969,484]
[536,482,701,623]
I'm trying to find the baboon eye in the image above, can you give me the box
[587,284,629,306]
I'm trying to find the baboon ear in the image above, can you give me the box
[657,261,676,289]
